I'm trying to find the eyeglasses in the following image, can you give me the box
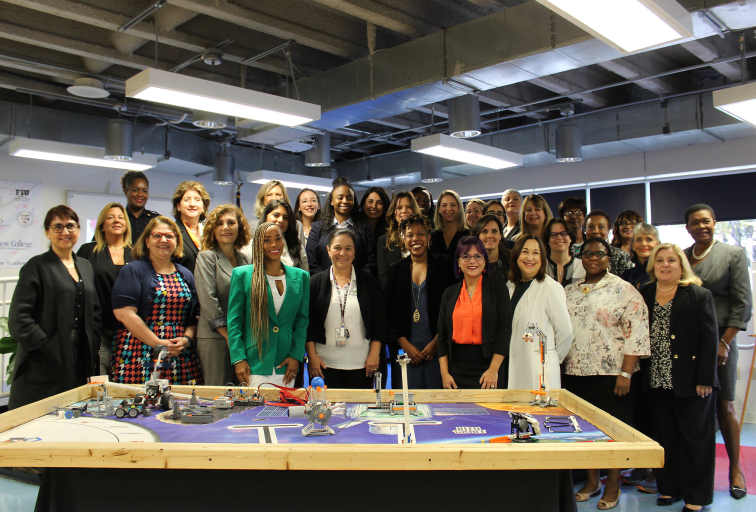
[486,211,505,219]
[460,254,485,263]
[50,223,79,233]
[549,231,570,239]
[151,232,176,241]
[563,210,584,217]
[582,250,608,260]
[619,221,638,227]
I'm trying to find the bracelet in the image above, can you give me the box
[720,338,731,351]
[620,371,632,379]
[183,335,193,348]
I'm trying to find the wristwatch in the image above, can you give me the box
[620,371,632,379]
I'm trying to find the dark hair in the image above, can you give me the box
[453,236,490,280]
[44,205,79,230]
[201,204,252,251]
[411,186,436,228]
[585,209,612,227]
[471,214,511,262]
[558,196,587,217]
[508,234,548,285]
[359,186,391,240]
[542,218,574,258]
[320,179,362,234]
[399,214,433,236]
[328,227,357,247]
[611,210,644,248]
[483,199,505,214]
[120,170,149,194]
[579,236,612,258]
[262,200,302,263]
[684,203,716,225]
[293,188,322,223]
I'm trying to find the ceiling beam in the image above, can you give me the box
[165,0,364,59]
[529,75,611,109]
[597,59,675,96]
[0,0,293,75]
[308,0,436,37]
[681,39,742,82]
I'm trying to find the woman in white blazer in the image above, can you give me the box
[506,235,573,390]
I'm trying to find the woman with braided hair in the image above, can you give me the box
[227,222,310,387]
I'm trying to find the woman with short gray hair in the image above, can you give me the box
[621,223,660,290]
[501,189,522,240]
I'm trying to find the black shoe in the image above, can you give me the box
[656,495,682,506]
[730,471,747,500]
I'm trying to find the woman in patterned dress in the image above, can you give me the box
[639,244,718,511]
[563,237,650,510]
[111,216,202,385]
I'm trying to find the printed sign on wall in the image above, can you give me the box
[0,181,43,269]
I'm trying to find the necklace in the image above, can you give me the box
[108,245,123,251]
[656,282,678,293]
[412,269,426,322]
[692,241,716,260]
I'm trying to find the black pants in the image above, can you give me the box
[321,367,373,389]
[631,369,653,438]
[448,344,508,389]
[648,388,716,506]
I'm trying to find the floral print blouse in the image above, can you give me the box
[564,273,650,376]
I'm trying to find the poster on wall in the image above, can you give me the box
[0,181,43,269]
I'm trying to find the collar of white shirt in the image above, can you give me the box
[332,216,354,229]
[330,265,357,286]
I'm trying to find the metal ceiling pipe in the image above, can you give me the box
[105,119,134,161]
[421,155,443,183]
[448,95,481,138]
[213,146,235,185]
[556,123,582,163]
[305,132,331,167]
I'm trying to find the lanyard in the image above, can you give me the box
[333,278,351,328]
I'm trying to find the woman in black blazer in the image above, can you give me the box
[306,229,385,389]
[172,180,211,274]
[385,215,457,389]
[9,205,101,409]
[306,178,377,277]
[437,236,512,389]
[377,191,422,289]
[640,243,718,511]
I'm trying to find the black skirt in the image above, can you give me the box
[449,344,508,389]
[561,374,635,427]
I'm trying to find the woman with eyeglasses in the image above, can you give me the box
[111,216,203,385]
[194,205,251,386]
[501,189,522,240]
[516,194,553,241]
[8,206,101,409]
[558,196,587,252]
[471,214,511,286]
[611,210,644,257]
[506,235,573,392]
[482,200,514,249]
[76,202,133,375]
[437,237,512,389]
[172,180,211,274]
[563,237,650,509]
[543,218,585,286]
[429,190,469,259]
[377,191,422,289]
[584,210,633,277]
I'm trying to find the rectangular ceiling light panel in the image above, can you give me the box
[535,0,693,54]
[126,69,321,127]
[411,134,523,170]
[9,138,156,171]
[713,83,756,127]
[247,170,334,192]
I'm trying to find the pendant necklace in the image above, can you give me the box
[412,269,426,322]
[692,241,716,260]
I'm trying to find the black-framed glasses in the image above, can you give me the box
[50,223,79,233]
[582,250,607,260]
[549,231,570,239]
[486,211,505,219]
[619,221,638,227]
[460,254,485,263]
[563,210,584,217]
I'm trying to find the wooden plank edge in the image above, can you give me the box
[0,385,92,434]
[557,390,654,443]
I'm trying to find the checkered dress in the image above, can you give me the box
[110,270,203,385]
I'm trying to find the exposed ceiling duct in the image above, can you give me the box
[448,94,481,138]
[104,119,134,161]
[305,132,331,167]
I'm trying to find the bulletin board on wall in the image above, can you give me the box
[67,191,173,253]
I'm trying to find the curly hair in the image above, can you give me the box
[201,204,251,251]
[385,191,422,249]
[261,200,302,264]
[320,178,362,234]
[93,202,132,253]
[120,170,149,193]
[293,188,322,223]
[132,216,183,260]
[172,181,211,222]
[399,214,433,238]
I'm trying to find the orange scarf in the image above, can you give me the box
[183,220,201,250]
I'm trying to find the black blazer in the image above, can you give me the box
[377,234,404,290]
[436,274,512,360]
[385,254,457,347]
[76,242,133,331]
[429,229,469,259]
[175,220,200,274]
[8,250,101,409]
[307,268,386,345]
[640,283,719,397]
[504,221,521,241]
[305,221,377,277]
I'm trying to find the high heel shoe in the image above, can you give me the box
[575,485,602,502]
[597,489,621,510]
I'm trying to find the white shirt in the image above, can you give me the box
[280,242,294,268]
[266,274,286,314]
[319,266,369,370]
[332,217,354,229]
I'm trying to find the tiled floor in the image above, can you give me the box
[1,424,754,511]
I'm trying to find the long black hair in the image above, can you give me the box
[320,178,363,234]
[261,199,302,263]
[359,186,390,241]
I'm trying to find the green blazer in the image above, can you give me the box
[227,264,310,376]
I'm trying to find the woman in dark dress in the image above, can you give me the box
[112,216,202,384]
[471,214,510,286]
[359,186,390,245]
[77,202,133,375]
[429,190,469,258]
[172,180,211,274]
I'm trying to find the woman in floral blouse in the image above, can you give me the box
[563,237,650,510]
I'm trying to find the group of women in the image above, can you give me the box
[7,170,751,510]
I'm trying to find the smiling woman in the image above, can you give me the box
[171,180,211,274]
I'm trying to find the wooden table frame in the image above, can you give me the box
[0,385,663,471]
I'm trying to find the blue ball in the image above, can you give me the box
[398,349,405,356]
[311,376,325,389]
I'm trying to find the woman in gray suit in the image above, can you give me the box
[195,205,252,385]
[684,203,752,499]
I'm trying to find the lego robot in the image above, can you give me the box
[134,346,174,411]
[522,322,557,407]
[289,377,335,436]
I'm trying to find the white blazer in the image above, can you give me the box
[506,275,573,391]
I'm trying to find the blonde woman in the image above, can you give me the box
[77,202,133,374]
[377,191,422,289]
[195,205,251,385]
[429,189,468,258]
[640,244,718,511]
[112,216,202,384]
[228,222,310,387]
[516,194,553,240]
[464,198,486,230]
[172,180,211,273]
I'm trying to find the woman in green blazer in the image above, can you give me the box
[228,222,309,387]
